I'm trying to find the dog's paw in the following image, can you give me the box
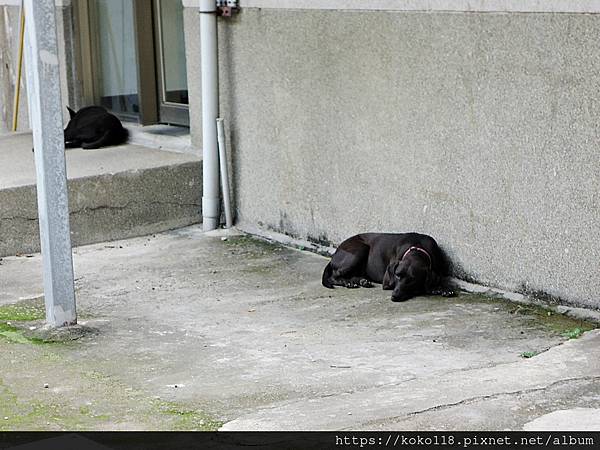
[359,278,373,288]
[441,290,458,297]
[343,281,360,289]
[434,289,458,297]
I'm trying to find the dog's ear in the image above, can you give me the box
[382,262,398,290]
[66,106,76,119]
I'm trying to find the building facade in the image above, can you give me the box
[1,0,599,310]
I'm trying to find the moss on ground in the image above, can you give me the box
[505,302,596,337]
[0,298,47,344]
[0,320,76,346]
[0,298,45,322]
[0,323,31,344]
[0,379,95,431]
[0,297,95,345]
[154,400,223,431]
[0,367,222,431]
[223,235,289,259]
[0,298,222,430]
[460,293,597,337]
[224,235,278,250]
[460,293,597,359]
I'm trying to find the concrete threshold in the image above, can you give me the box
[0,225,598,431]
[0,132,201,257]
[126,124,195,155]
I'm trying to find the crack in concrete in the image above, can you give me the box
[311,377,420,402]
[0,216,37,221]
[328,360,528,404]
[361,375,600,427]
[307,362,523,406]
[1,201,201,221]
[71,201,201,215]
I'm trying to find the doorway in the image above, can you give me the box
[79,0,189,126]
[154,0,189,126]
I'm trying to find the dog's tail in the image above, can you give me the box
[322,262,334,289]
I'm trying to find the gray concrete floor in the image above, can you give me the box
[0,225,598,431]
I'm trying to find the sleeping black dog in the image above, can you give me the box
[322,232,455,302]
[64,106,129,149]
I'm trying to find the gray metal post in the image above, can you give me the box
[23,0,77,327]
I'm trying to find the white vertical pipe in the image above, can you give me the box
[200,0,220,231]
[216,118,233,228]
[24,0,77,327]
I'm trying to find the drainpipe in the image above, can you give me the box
[216,118,233,228]
[200,0,220,231]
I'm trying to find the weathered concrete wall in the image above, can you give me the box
[184,8,600,310]
[183,7,202,151]
[0,163,202,258]
[55,3,83,112]
[0,6,29,133]
[0,4,80,133]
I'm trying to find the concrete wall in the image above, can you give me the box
[0,6,29,133]
[56,2,83,112]
[184,7,600,310]
[0,3,80,133]
[183,7,202,150]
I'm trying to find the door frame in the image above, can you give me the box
[74,0,159,125]
[153,0,190,126]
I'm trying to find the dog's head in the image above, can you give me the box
[63,106,79,145]
[63,106,111,144]
[383,257,430,302]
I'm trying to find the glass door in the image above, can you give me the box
[154,0,189,126]
[83,0,187,125]
[89,0,141,120]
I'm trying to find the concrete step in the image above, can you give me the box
[0,132,201,257]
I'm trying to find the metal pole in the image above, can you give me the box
[200,0,220,231]
[216,118,233,228]
[23,0,77,327]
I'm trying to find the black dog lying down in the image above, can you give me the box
[322,232,455,302]
[64,106,128,149]
[32,106,128,153]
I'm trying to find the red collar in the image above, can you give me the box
[401,246,432,269]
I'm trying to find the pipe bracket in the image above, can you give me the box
[216,0,238,16]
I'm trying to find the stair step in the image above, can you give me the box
[0,132,202,257]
